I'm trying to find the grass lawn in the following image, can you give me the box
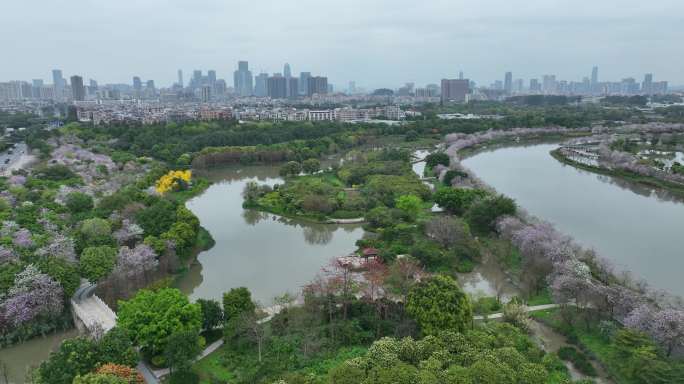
[192,344,367,384]
[193,344,234,384]
[526,288,553,306]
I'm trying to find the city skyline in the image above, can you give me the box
[1,63,676,92]
[2,0,684,88]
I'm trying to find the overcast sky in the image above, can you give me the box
[2,0,683,89]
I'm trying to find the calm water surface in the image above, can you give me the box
[0,329,77,383]
[175,165,365,304]
[462,143,684,296]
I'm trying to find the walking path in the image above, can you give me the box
[473,303,560,320]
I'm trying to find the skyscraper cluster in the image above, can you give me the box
[233,61,329,99]
[494,67,669,96]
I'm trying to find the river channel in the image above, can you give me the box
[462,143,684,297]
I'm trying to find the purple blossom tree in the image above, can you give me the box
[113,219,144,246]
[12,228,34,248]
[36,234,77,263]
[8,175,26,186]
[0,221,18,237]
[2,265,64,326]
[114,244,158,278]
[650,309,684,356]
[0,245,17,263]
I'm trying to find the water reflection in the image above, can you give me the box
[175,164,364,304]
[303,225,334,245]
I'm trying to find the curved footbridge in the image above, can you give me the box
[71,280,117,336]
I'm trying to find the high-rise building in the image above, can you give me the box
[52,69,65,100]
[504,72,513,94]
[201,85,211,102]
[459,71,464,80]
[191,70,202,89]
[283,64,292,95]
[530,78,541,92]
[177,69,184,87]
[287,77,299,99]
[208,70,217,86]
[254,73,268,97]
[146,80,155,90]
[133,76,142,91]
[214,79,227,96]
[591,66,598,85]
[307,76,328,96]
[233,61,253,96]
[88,79,98,96]
[348,81,356,94]
[440,79,469,103]
[267,74,287,99]
[542,75,557,94]
[299,72,311,96]
[642,73,653,94]
[70,75,85,101]
[31,79,44,98]
[514,79,524,93]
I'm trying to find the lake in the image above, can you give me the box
[174,164,365,305]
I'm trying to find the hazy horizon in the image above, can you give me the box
[2,0,683,88]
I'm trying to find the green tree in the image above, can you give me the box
[66,192,95,214]
[367,362,419,384]
[72,374,127,384]
[164,330,202,374]
[135,199,177,237]
[279,161,302,177]
[223,287,256,323]
[302,158,321,174]
[37,256,81,297]
[97,327,139,367]
[328,363,366,384]
[406,275,472,335]
[223,287,256,339]
[434,187,487,215]
[76,218,114,251]
[161,221,196,254]
[37,337,100,384]
[424,153,450,169]
[395,194,423,222]
[80,246,117,282]
[465,195,516,234]
[197,298,223,330]
[467,359,516,384]
[117,288,202,355]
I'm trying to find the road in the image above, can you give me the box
[0,142,31,175]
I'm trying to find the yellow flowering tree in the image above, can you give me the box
[155,170,192,195]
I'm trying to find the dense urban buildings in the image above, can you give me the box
[0,64,678,107]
